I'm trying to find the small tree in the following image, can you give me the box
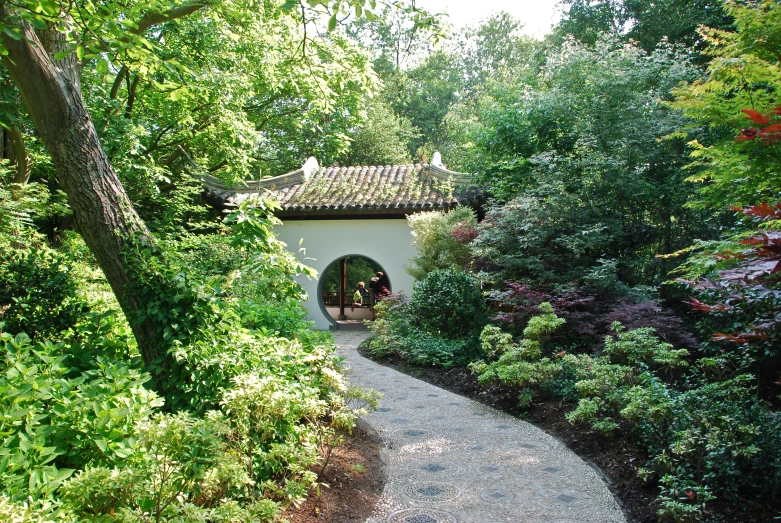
[405,206,477,280]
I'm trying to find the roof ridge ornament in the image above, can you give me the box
[302,156,319,180]
[427,151,472,185]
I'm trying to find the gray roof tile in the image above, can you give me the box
[202,160,485,217]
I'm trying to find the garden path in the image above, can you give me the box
[333,321,627,523]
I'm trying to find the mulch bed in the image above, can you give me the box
[282,420,386,523]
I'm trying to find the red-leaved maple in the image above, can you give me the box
[736,106,781,142]
[683,106,781,343]
[683,202,781,343]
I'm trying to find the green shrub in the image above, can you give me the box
[363,301,401,360]
[0,195,359,519]
[0,496,75,523]
[473,314,781,515]
[0,331,162,503]
[405,207,478,280]
[397,330,475,368]
[471,303,567,406]
[631,375,781,517]
[559,327,780,516]
[602,321,688,370]
[366,296,479,367]
[59,411,277,523]
[165,313,340,412]
[565,322,689,435]
[0,245,87,339]
[236,297,311,339]
[407,267,488,339]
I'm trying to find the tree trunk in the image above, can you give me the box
[3,126,30,187]
[0,13,175,375]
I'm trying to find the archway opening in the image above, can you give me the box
[318,255,391,325]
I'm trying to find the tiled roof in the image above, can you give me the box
[202,154,486,218]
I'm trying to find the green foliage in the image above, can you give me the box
[0,496,73,523]
[0,189,358,522]
[471,303,566,407]
[407,267,488,339]
[59,411,279,523]
[468,38,712,288]
[557,0,733,54]
[0,174,85,340]
[625,375,780,520]
[602,322,689,369]
[405,207,478,280]
[0,245,87,339]
[670,0,781,210]
[343,99,415,166]
[473,316,781,516]
[365,298,478,368]
[0,331,162,503]
[223,197,317,302]
[566,323,688,434]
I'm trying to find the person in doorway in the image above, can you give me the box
[351,281,369,312]
[374,271,391,297]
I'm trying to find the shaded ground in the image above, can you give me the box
[283,421,386,523]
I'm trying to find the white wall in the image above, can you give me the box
[274,218,418,330]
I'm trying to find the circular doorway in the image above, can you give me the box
[318,255,391,327]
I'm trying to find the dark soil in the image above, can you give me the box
[282,420,386,523]
[358,347,778,523]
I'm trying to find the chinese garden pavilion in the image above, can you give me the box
[202,153,485,330]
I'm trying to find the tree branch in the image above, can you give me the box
[109,66,128,100]
[132,2,210,34]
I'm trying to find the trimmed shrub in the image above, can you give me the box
[407,268,488,339]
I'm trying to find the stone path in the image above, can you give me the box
[333,322,627,523]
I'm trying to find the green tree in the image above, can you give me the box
[452,12,540,95]
[383,51,463,159]
[557,0,734,54]
[0,0,426,386]
[670,0,781,364]
[343,98,414,165]
[670,0,781,210]
[469,38,712,287]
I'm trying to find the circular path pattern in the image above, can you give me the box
[333,322,627,523]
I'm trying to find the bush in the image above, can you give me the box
[624,374,781,520]
[565,322,689,435]
[365,296,478,367]
[471,303,567,407]
[407,268,488,339]
[59,411,279,523]
[0,331,162,503]
[0,245,87,339]
[0,192,363,520]
[405,207,478,280]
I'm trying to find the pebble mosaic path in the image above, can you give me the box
[333,321,627,523]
